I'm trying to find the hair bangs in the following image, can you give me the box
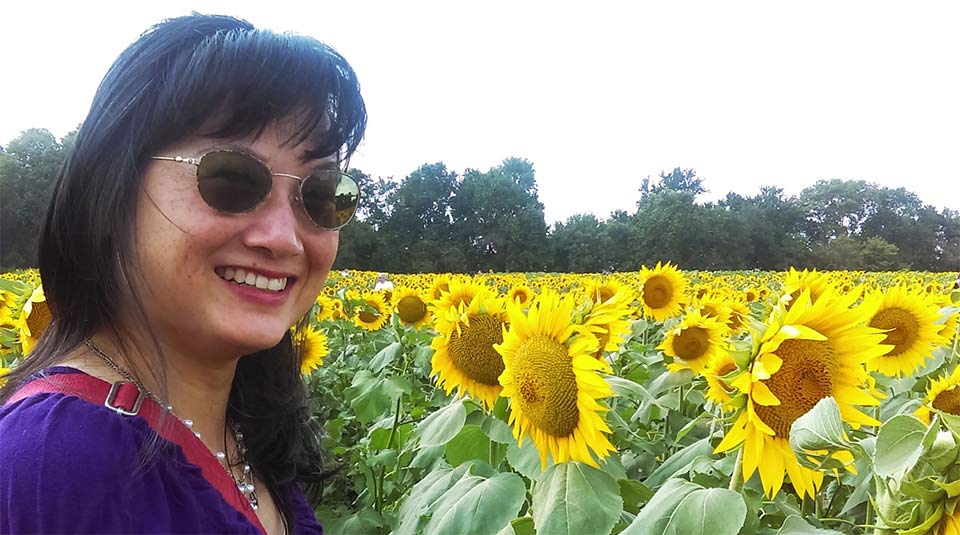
[155,27,366,164]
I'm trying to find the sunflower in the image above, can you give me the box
[428,274,453,303]
[329,298,346,320]
[726,299,752,333]
[780,268,838,309]
[295,325,329,375]
[430,278,486,322]
[703,352,740,410]
[584,277,634,309]
[507,284,534,306]
[430,289,507,409]
[638,262,687,322]
[0,289,17,328]
[18,285,51,355]
[315,294,337,322]
[862,285,946,378]
[583,290,634,360]
[659,310,729,375]
[495,290,616,469]
[352,291,389,331]
[689,291,734,333]
[0,366,9,389]
[392,287,431,328]
[715,289,890,499]
[939,306,959,342]
[916,365,960,424]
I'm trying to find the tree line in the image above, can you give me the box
[3,128,959,272]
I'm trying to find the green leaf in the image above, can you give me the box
[621,478,701,535]
[840,437,875,515]
[340,507,389,535]
[789,397,849,452]
[644,437,712,488]
[507,437,548,479]
[606,375,654,402]
[481,414,516,444]
[619,479,655,514]
[776,514,844,534]
[663,487,746,535]
[415,398,467,447]
[648,369,694,396]
[423,471,526,535]
[344,370,412,424]
[937,410,960,439]
[875,414,927,479]
[532,462,623,535]
[445,425,491,466]
[368,341,402,373]
[394,464,472,535]
[507,517,536,535]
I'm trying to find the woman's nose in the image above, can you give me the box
[240,178,305,258]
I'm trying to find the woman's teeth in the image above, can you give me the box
[215,267,287,292]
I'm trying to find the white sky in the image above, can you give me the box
[2,1,959,224]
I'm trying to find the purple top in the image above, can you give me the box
[0,367,323,534]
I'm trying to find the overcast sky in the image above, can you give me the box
[2,1,958,223]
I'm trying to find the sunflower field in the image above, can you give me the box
[3,266,960,535]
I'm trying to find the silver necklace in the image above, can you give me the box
[83,338,260,510]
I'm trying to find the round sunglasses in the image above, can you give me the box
[151,149,361,230]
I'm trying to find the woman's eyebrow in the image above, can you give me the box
[198,142,263,159]
[301,153,340,171]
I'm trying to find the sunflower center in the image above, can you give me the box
[714,360,738,392]
[397,296,427,323]
[448,314,505,385]
[597,287,615,303]
[932,387,960,416]
[358,300,382,324]
[701,304,720,317]
[870,307,920,357]
[753,339,835,437]
[674,327,709,361]
[511,334,579,437]
[643,276,673,309]
[26,300,52,337]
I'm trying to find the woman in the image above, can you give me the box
[0,13,365,534]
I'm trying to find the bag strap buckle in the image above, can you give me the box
[104,381,144,416]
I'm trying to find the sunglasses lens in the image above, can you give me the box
[196,151,271,213]
[301,171,360,230]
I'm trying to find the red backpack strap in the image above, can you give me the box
[6,373,267,534]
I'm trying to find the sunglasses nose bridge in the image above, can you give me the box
[240,176,308,256]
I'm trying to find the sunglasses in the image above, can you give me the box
[151,149,360,230]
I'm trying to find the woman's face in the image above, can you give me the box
[128,120,339,360]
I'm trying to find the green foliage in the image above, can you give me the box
[0,129,74,269]
[5,126,960,272]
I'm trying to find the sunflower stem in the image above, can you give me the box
[387,395,403,450]
[728,447,744,492]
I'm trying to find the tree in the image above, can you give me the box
[720,187,807,269]
[450,158,549,272]
[549,214,609,272]
[1,129,73,268]
[377,163,462,272]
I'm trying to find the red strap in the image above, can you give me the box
[7,373,267,534]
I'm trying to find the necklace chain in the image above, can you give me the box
[83,338,259,510]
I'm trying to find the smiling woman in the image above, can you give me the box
[0,13,365,534]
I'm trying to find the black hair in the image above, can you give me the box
[0,13,366,531]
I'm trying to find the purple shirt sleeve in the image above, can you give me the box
[1,387,323,534]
